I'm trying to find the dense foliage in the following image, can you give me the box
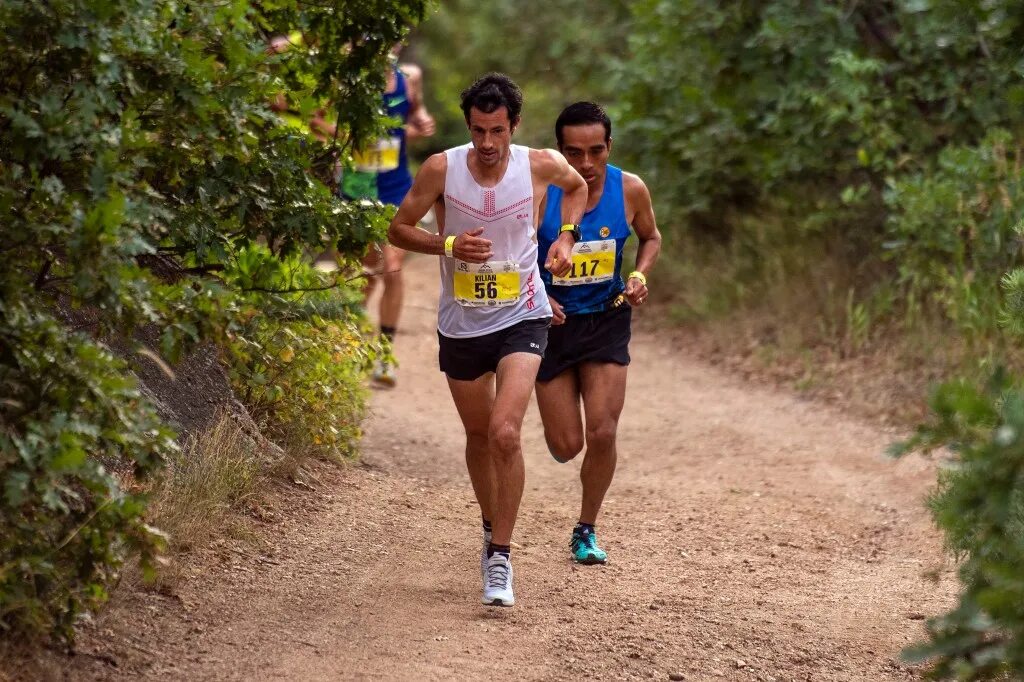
[616,0,1024,340]
[1,0,425,641]
[222,246,373,458]
[893,368,1024,679]
[416,0,1024,342]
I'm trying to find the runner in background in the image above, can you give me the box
[388,74,586,607]
[535,101,662,565]
[267,32,343,190]
[345,44,436,388]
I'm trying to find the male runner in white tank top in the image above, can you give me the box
[388,73,587,607]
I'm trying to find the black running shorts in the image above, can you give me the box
[536,304,631,383]
[438,317,551,382]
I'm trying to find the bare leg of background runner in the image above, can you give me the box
[378,245,406,330]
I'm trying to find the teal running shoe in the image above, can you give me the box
[570,526,608,565]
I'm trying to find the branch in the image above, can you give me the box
[242,279,345,294]
[33,259,52,290]
[181,264,225,275]
[240,268,397,294]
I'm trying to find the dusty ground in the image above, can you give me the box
[24,254,954,681]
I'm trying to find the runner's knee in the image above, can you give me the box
[465,429,488,449]
[585,419,618,451]
[488,419,521,459]
[545,431,583,462]
[381,268,402,289]
[383,248,404,274]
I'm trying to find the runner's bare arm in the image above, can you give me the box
[537,148,587,229]
[623,173,661,305]
[388,154,493,263]
[536,189,565,325]
[531,149,586,278]
[309,108,336,140]
[401,64,436,139]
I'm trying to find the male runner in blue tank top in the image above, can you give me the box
[536,101,662,564]
[345,45,435,387]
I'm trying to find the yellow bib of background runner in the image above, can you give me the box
[453,260,520,307]
[552,239,616,286]
[353,136,402,172]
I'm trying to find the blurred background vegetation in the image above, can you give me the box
[412,1,1024,370]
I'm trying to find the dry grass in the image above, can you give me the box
[654,231,1024,427]
[148,412,265,553]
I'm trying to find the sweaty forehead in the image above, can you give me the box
[561,123,607,147]
[469,106,512,127]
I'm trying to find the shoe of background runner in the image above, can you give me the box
[481,553,514,607]
[570,526,608,565]
[371,360,396,388]
[480,527,491,581]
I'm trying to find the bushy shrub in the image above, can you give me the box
[0,302,173,640]
[883,131,1024,338]
[414,0,631,151]
[894,370,1024,679]
[613,0,1024,335]
[222,245,379,460]
[0,0,425,641]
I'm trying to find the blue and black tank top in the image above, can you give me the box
[538,165,632,315]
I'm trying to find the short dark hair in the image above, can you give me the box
[460,73,523,124]
[555,101,612,147]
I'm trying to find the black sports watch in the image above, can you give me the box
[559,223,582,243]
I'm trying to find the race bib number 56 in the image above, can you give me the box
[552,239,616,286]
[454,260,520,307]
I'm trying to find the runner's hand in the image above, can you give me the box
[453,227,492,263]
[417,114,436,137]
[625,275,648,306]
[549,296,566,325]
[544,233,573,278]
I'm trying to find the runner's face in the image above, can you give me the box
[468,106,518,168]
[559,123,611,189]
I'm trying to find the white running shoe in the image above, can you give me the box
[481,553,514,607]
[371,360,396,388]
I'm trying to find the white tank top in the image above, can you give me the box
[438,143,552,338]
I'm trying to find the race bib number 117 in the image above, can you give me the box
[552,239,616,286]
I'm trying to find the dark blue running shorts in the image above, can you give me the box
[536,304,631,383]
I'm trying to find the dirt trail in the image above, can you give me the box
[57,254,952,681]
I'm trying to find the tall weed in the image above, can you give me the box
[148,414,265,553]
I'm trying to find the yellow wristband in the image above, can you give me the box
[444,235,456,258]
[628,271,647,286]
